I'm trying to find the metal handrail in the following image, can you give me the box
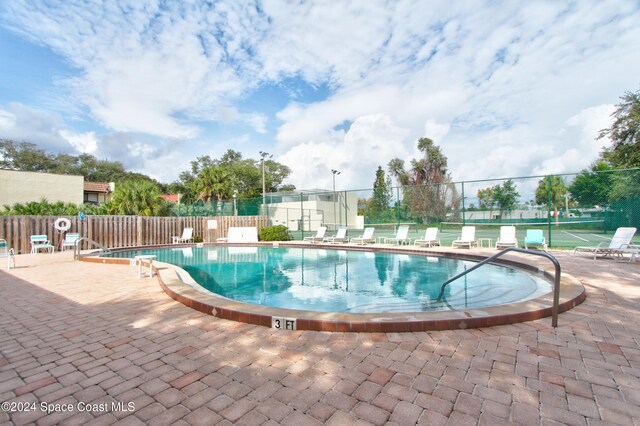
[73,237,110,260]
[436,247,562,327]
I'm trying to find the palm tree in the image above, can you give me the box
[535,176,568,223]
[107,180,169,216]
[387,138,456,221]
[192,166,234,202]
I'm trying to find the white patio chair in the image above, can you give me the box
[573,227,637,260]
[384,225,411,245]
[350,227,375,245]
[452,226,477,248]
[415,227,440,247]
[324,226,348,244]
[172,227,194,244]
[496,226,518,249]
[303,226,327,243]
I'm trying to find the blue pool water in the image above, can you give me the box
[107,246,552,313]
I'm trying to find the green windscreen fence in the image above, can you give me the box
[174,168,640,248]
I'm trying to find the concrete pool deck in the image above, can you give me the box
[1,247,639,425]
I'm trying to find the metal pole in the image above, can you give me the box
[396,186,401,226]
[260,151,272,215]
[547,175,552,247]
[435,247,562,327]
[461,182,466,225]
[331,169,340,230]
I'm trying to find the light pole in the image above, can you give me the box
[331,169,340,229]
[260,151,272,214]
[233,190,238,217]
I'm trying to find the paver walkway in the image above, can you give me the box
[0,249,639,425]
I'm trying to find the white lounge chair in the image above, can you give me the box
[495,226,518,249]
[227,227,259,243]
[573,227,637,260]
[415,227,440,247]
[30,234,55,254]
[172,227,194,244]
[524,229,547,252]
[384,225,411,245]
[0,239,15,269]
[350,227,375,245]
[61,233,81,251]
[452,226,477,248]
[304,226,327,243]
[324,226,348,244]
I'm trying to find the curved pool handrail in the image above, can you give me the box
[436,247,562,327]
[73,237,111,260]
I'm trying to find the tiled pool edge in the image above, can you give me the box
[82,244,586,332]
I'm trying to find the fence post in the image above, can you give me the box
[547,175,552,247]
[137,216,143,246]
[343,190,348,228]
[396,186,401,226]
[300,193,304,239]
[461,181,466,225]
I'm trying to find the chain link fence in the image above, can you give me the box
[175,168,640,248]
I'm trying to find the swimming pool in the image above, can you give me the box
[107,246,552,313]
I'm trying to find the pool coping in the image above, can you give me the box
[82,242,586,332]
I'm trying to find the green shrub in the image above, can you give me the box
[193,235,203,243]
[259,225,292,241]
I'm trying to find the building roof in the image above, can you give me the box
[161,194,180,203]
[84,182,112,193]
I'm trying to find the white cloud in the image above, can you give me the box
[534,105,615,175]
[59,130,97,153]
[0,0,638,189]
[279,114,411,190]
[0,103,73,152]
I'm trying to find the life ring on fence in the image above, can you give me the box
[54,217,71,232]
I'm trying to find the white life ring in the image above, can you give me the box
[54,217,71,232]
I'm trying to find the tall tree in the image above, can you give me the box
[106,180,170,216]
[174,150,294,202]
[493,179,520,216]
[477,187,496,210]
[535,176,568,221]
[388,138,459,222]
[0,139,157,183]
[599,89,640,167]
[369,166,393,214]
[191,166,234,201]
[569,162,614,207]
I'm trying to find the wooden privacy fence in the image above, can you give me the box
[0,215,268,255]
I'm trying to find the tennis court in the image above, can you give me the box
[294,220,639,250]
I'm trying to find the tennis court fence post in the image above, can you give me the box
[547,175,552,247]
[461,181,466,226]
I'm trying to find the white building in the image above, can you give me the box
[264,189,361,231]
[0,169,84,205]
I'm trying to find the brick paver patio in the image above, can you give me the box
[1,249,639,425]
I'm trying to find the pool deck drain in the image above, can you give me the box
[1,246,639,425]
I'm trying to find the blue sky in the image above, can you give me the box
[0,1,639,191]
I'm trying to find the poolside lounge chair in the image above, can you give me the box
[30,234,54,253]
[496,226,518,249]
[61,233,81,251]
[452,226,477,248]
[524,230,547,252]
[384,225,411,245]
[0,239,15,269]
[415,227,440,247]
[303,226,327,243]
[350,227,375,245]
[228,227,259,243]
[573,227,636,260]
[172,227,194,244]
[324,226,348,244]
